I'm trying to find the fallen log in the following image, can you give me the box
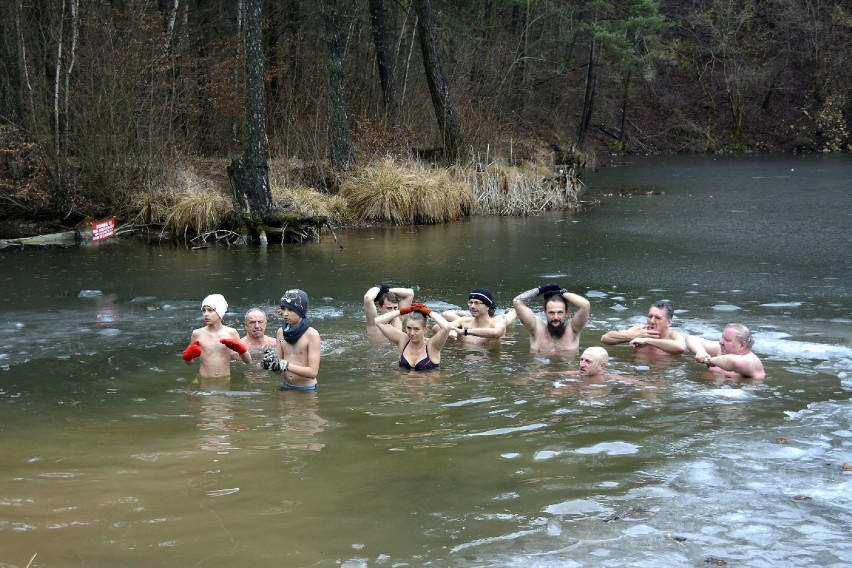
[0,230,81,249]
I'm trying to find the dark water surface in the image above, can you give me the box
[1,155,850,567]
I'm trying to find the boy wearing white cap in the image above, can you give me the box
[182,293,252,379]
[261,288,321,391]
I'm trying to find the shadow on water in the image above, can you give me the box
[0,155,850,566]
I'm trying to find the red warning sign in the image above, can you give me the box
[92,217,116,242]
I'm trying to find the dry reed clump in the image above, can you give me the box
[451,161,580,215]
[340,157,473,224]
[270,183,350,224]
[130,168,231,235]
[269,168,350,224]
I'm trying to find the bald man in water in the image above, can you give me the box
[686,323,765,379]
[577,346,610,378]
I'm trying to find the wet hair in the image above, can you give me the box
[652,300,674,320]
[543,293,568,310]
[404,311,428,327]
[725,323,754,350]
[376,291,400,308]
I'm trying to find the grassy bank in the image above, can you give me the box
[108,156,583,243]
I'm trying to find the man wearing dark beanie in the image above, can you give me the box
[441,287,517,348]
[260,288,321,392]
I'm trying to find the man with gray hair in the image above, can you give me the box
[600,300,685,356]
[240,308,278,355]
[685,323,765,379]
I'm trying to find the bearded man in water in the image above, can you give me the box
[512,283,591,353]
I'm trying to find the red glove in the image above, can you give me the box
[220,338,248,354]
[400,306,413,315]
[182,340,202,361]
[411,302,432,316]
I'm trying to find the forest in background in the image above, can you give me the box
[0,0,850,238]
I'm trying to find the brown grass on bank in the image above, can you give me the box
[127,153,581,238]
[269,169,349,225]
[340,157,474,224]
[131,167,231,236]
[451,161,580,216]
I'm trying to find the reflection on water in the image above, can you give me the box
[0,155,850,566]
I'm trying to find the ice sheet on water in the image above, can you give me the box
[77,289,104,298]
[760,336,852,363]
[467,423,547,437]
[543,499,605,516]
[533,449,564,461]
[712,303,741,311]
[703,388,751,400]
[574,441,641,455]
[0,300,192,370]
[309,305,344,320]
[443,397,497,408]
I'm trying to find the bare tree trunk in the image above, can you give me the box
[14,0,36,131]
[577,33,598,146]
[618,67,631,151]
[161,0,180,56]
[399,10,416,106]
[512,0,530,108]
[228,0,273,225]
[63,0,79,153]
[368,0,401,128]
[321,0,354,168]
[53,0,66,185]
[413,0,463,163]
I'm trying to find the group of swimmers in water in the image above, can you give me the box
[181,283,766,392]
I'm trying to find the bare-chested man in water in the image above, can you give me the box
[364,283,414,340]
[442,288,516,348]
[513,283,591,353]
[686,323,765,379]
[240,308,278,356]
[600,300,685,356]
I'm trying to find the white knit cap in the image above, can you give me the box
[202,294,228,320]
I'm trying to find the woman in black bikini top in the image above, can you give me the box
[374,302,452,372]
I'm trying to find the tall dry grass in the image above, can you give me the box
[131,167,231,236]
[127,154,583,239]
[269,170,350,225]
[452,161,581,216]
[340,157,473,224]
